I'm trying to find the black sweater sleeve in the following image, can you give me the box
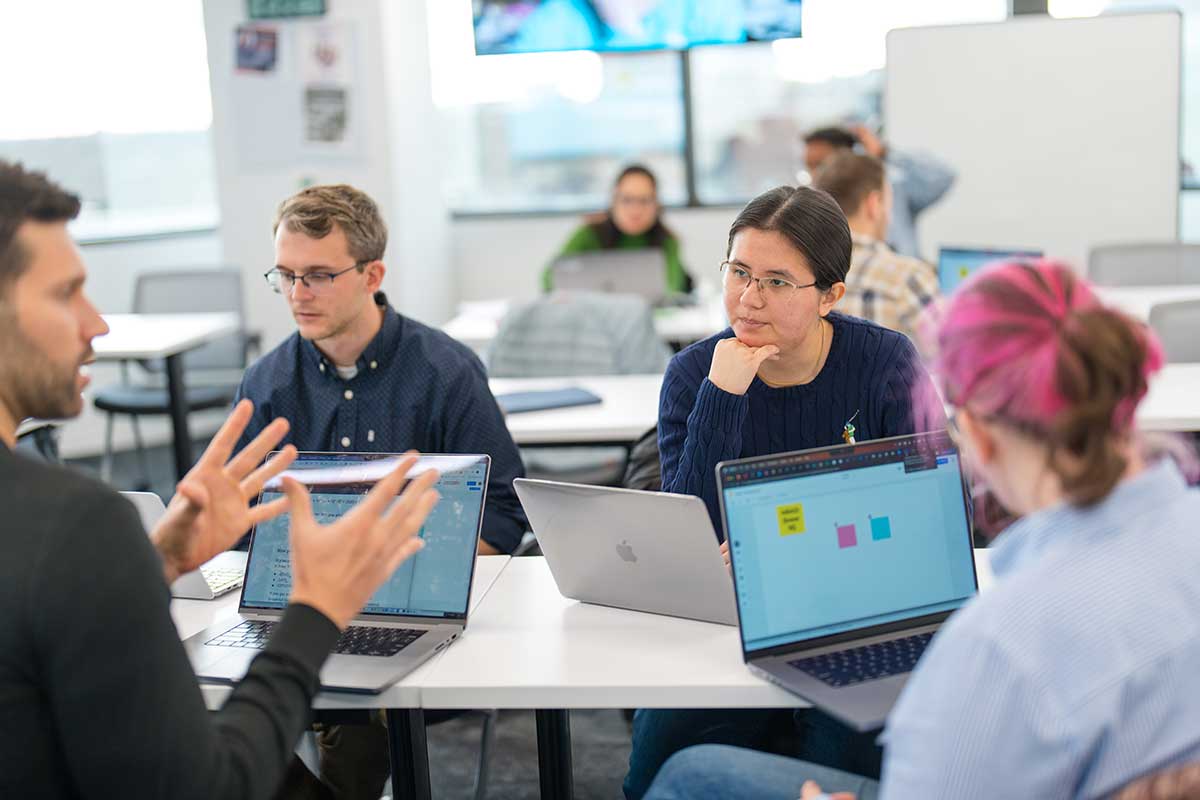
[31,489,338,800]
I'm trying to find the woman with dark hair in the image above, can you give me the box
[643,260,1200,799]
[658,184,935,537]
[624,185,938,800]
[542,164,692,294]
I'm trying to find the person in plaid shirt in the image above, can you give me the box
[813,152,938,349]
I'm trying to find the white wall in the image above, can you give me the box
[202,0,452,350]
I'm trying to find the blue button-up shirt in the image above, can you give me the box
[233,302,527,553]
[880,459,1200,798]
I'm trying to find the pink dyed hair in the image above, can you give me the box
[933,258,1164,435]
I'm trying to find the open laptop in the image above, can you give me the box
[514,478,737,625]
[122,491,247,600]
[938,246,1042,292]
[718,431,978,731]
[183,452,490,694]
[551,249,668,306]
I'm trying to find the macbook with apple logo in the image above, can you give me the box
[513,478,737,625]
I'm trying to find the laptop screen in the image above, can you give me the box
[719,432,977,655]
[240,452,490,620]
[938,247,1042,292]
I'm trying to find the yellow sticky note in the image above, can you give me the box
[776,503,806,536]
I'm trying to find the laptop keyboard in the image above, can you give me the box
[199,565,243,596]
[206,620,425,657]
[788,632,934,688]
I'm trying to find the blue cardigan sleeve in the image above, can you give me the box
[657,346,748,538]
[874,333,945,436]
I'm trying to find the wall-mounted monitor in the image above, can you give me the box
[473,0,802,55]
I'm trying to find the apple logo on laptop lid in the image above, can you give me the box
[616,540,637,563]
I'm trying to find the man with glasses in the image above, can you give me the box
[240,183,525,556]
[238,183,528,799]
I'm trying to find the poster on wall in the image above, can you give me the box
[298,22,356,151]
[235,25,278,72]
[304,86,348,144]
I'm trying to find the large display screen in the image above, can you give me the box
[473,0,802,55]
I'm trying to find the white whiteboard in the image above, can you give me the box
[886,12,1180,268]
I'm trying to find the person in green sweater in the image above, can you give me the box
[543,164,692,295]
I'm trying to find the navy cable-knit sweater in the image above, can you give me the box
[658,312,940,539]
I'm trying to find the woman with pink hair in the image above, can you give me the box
[643,259,1200,800]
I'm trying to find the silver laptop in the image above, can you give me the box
[718,431,978,731]
[551,249,668,305]
[514,478,737,625]
[122,491,247,600]
[183,452,490,694]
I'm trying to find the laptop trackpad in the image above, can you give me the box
[195,647,256,681]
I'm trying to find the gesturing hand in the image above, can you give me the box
[283,455,441,630]
[851,124,886,160]
[708,337,779,396]
[151,399,297,583]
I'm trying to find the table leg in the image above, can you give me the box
[536,709,573,800]
[386,709,431,800]
[163,352,193,479]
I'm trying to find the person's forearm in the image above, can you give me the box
[661,380,746,497]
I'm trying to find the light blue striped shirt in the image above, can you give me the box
[879,460,1200,799]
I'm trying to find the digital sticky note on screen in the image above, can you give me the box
[776,502,806,536]
[472,0,803,56]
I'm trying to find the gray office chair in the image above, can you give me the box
[1088,243,1200,286]
[489,292,671,486]
[92,269,260,486]
[489,291,671,377]
[1149,299,1200,362]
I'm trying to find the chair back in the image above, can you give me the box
[1088,243,1200,286]
[1149,299,1200,362]
[1115,761,1200,800]
[133,269,248,372]
[488,292,670,378]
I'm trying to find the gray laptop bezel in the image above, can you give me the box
[236,450,490,629]
[717,431,978,663]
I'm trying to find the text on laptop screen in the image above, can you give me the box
[937,247,1042,293]
[241,453,489,619]
[720,433,976,653]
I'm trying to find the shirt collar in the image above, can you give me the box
[988,459,1188,578]
[850,231,890,251]
[300,299,402,376]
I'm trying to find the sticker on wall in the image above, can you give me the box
[235,26,278,73]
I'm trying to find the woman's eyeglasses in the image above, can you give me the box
[720,261,817,299]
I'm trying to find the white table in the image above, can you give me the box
[419,551,993,798]
[444,299,726,353]
[490,374,663,446]
[93,313,240,478]
[1096,285,1200,321]
[1138,363,1200,432]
